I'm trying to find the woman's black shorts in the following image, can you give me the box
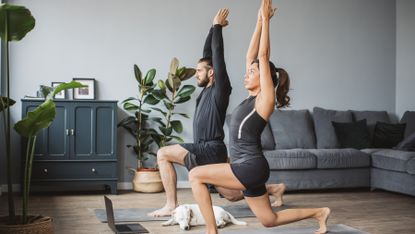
[230,156,270,197]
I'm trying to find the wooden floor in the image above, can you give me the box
[1,188,415,234]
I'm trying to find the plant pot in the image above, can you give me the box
[0,215,54,234]
[131,168,164,193]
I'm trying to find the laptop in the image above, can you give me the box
[104,196,149,234]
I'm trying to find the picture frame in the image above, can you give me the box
[51,82,66,99]
[73,78,96,100]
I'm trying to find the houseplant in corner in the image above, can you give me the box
[0,81,84,233]
[118,58,195,193]
[118,65,164,192]
[0,2,35,231]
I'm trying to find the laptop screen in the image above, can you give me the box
[104,196,116,229]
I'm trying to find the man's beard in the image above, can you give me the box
[197,75,209,87]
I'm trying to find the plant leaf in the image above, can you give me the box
[170,57,179,74]
[144,69,156,86]
[143,94,160,105]
[165,78,173,92]
[152,89,167,100]
[123,102,139,111]
[159,126,172,136]
[163,100,174,110]
[52,81,85,98]
[170,120,183,133]
[14,99,56,137]
[180,68,196,81]
[0,4,36,42]
[177,85,195,98]
[174,96,191,104]
[0,97,16,112]
[134,64,142,83]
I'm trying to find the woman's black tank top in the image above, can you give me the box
[229,96,267,164]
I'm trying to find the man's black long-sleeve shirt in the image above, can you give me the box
[193,25,232,143]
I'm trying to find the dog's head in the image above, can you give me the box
[161,205,193,230]
[175,205,193,230]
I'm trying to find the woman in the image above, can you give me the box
[189,1,331,234]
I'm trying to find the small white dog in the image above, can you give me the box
[161,204,247,230]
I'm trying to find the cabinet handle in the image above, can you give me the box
[65,129,69,135]
[91,168,96,173]
[43,169,48,174]
[70,129,75,135]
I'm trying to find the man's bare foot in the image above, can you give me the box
[267,183,286,207]
[147,205,176,217]
[314,207,330,234]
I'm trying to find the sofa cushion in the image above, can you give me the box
[313,107,353,149]
[264,149,317,170]
[351,110,390,142]
[269,109,316,149]
[395,132,415,152]
[400,111,415,138]
[226,114,275,150]
[372,122,406,148]
[308,149,371,169]
[332,119,370,149]
[407,157,415,175]
[371,149,415,173]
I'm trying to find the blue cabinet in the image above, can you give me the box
[21,99,118,194]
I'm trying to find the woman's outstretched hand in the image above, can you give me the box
[213,8,229,27]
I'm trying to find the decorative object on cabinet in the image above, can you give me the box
[73,78,96,100]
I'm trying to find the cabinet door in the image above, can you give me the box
[23,101,70,160]
[72,102,116,160]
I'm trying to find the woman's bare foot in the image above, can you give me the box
[267,183,286,207]
[147,205,176,217]
[314,207,330,234]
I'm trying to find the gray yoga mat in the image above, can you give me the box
[200,224,369,234]
[209,224,369,234]
[94,205,287,222]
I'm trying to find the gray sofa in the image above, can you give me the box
[225,108,415,196]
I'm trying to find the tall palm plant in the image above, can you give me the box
[0,3,35,223]
[14,81,85,224]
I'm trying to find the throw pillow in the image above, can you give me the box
[395,132,415,152]
[331,119,370,149]
[372,122,406,148]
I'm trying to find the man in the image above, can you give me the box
[148,9,286,217]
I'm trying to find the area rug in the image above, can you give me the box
[199,224,368,234]
[93,205,287,222]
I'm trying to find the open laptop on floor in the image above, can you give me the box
[104,196,149,234]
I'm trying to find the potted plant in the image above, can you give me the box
[118,58,195,193]
[118,65,164,192]
[0,81,84,233]
[0,2,34,230]
[151,57,196,146]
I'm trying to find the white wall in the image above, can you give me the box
[1,0,397,186]
[396,0,415,118]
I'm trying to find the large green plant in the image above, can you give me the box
[118,65,161,169]
[0,3,35,223]
[119,58,196,168]
[152,57,196,147]
[14,81,85,224]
